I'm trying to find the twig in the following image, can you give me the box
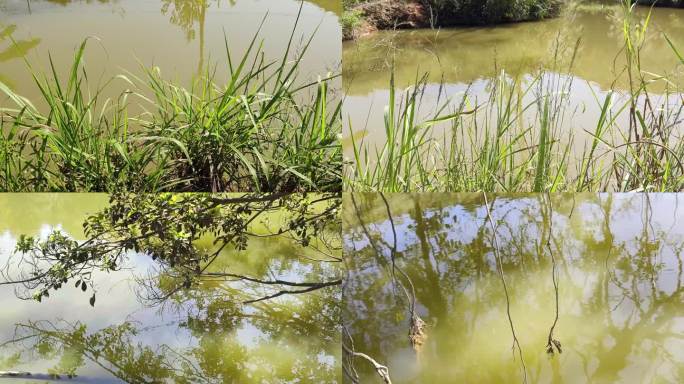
[544,193,562,356]
[482,192,528,384]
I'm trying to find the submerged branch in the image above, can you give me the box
[342,326,392,384]
[482,192,528,384]
[352,193,426,353]
[346,350,392,384]
[242,280,341,304]
[202,272,339,287]
[544,193,562,356]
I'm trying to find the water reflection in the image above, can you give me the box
[159,0,220,72]
[0,0,340,105]
[0,194,340,383]
[0,24,40,87]
[343,193,684,383]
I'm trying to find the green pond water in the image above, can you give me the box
[0,194,340,383]
[344,193,684,383]
[0,0,340,106]
[342,2,684,156]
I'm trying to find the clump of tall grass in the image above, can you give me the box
[1,39,157,192]
[345,70,574,192]
[0,10,341,192]
[345,1,684,192]
[577,0,684,192]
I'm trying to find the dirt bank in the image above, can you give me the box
[343,0,430,40]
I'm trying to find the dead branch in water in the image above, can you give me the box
[379,193,427,353]
[482,192,528,384]
[343,326,393,384]
[543,193,562,356]
[350,194,427,353]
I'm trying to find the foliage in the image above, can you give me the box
[422,0,564,25]
[342,9,365,40]
[3,192,341,305]
[343,0,564,34]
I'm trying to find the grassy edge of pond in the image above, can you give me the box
[344,1,684,193]
[0,8,342,193]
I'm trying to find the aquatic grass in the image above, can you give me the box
[603,0,684,191]
[346,69,575,192]
[0,8,341,192]
[347,71,468,192]
[0,38,165,192]
[345,1,684,192]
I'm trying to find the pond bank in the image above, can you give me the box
[342,0,564,40]
[342,0,684,41]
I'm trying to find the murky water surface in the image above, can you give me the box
[0,194,339,383]
[0,0,340,105]
[344,193,684,383]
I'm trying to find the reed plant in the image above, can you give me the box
[0,10,341,192]
[345,0,684,192]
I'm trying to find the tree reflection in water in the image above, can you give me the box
[0,24,40,86]
[3,289,339,382]
[343,193,684,384]
[0,193,341,383]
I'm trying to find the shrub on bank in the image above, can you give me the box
[342,8,365,40]
[423,0,564,25]
[342,0,565,39]
[635,0,684,7]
